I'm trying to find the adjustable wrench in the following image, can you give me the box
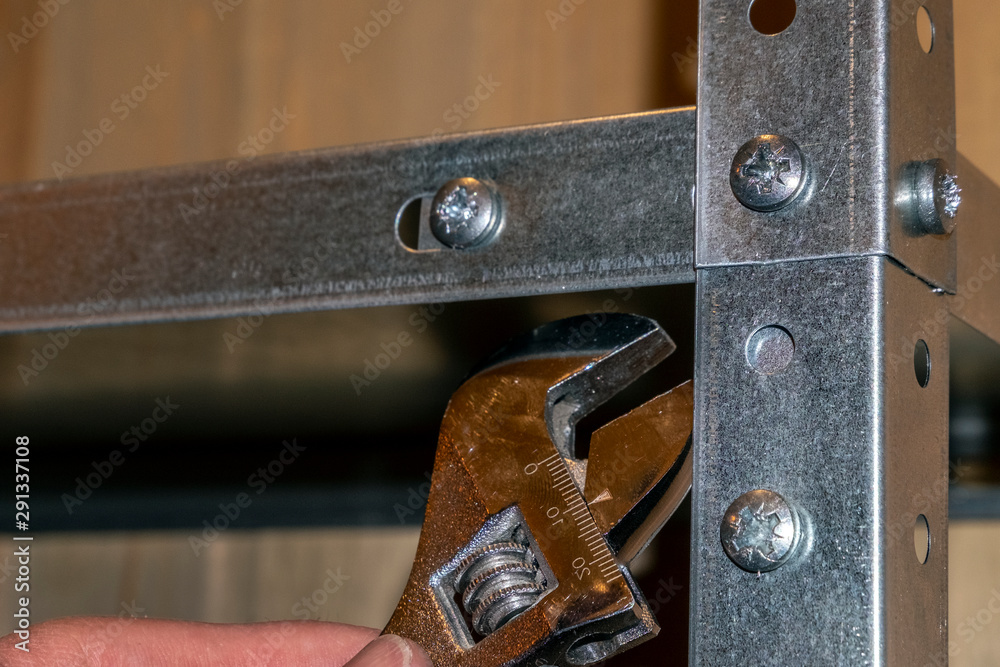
[384,313,693,666]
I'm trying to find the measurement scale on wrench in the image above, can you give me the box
[384,313,693,666]
[537,450,624,587]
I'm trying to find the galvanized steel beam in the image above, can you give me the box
[0,108,696,333]
[693,1,955,664]
[690,256,949,665]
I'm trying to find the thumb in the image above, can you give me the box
[344,634,432,667]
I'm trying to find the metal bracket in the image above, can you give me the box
[695,0,958,293]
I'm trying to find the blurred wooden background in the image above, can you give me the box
[1,1,998,664]
[0,1,695,182]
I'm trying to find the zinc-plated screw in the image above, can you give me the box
[720,489,801,573]
[429,177,503,249]
[730,135,808,212]
[899,159,961,236]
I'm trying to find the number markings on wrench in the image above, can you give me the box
[539,453,623,584]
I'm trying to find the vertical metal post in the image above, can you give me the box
[691,257,949,664]
[692,1,955,663]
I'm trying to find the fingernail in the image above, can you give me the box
[387,635,415,667]
[344,634,428,667]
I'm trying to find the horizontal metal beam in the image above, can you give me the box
[951,154,1000,345]
[0,108,696,333]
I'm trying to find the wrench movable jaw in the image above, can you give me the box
[384,314,693,666]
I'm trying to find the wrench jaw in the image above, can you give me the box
[469,312,676,465]
[586,381,694,565]
[383,314,693,666]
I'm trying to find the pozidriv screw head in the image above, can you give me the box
[429,177,502,249]
[721,489,800,572]
[730,135,807,212]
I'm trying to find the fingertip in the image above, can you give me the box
[3,617,383,666]
[399,636,433,667]
[344,634,432,667]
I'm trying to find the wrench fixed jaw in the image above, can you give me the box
[469,312,676,465]
[384,314,693,666]
[586,381,693,565]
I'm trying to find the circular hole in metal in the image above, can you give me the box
[746,325,795,375]
[914,514,930,564]
[914,339,931,388]
[748,0,797,35]
[917,6,934,53]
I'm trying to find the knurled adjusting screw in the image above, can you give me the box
[721,489,802,573]
[730,135,808,212]
[429,177,503,249]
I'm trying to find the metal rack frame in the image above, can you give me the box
[1,1,997,664]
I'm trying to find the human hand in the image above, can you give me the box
[0,618,431,666]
